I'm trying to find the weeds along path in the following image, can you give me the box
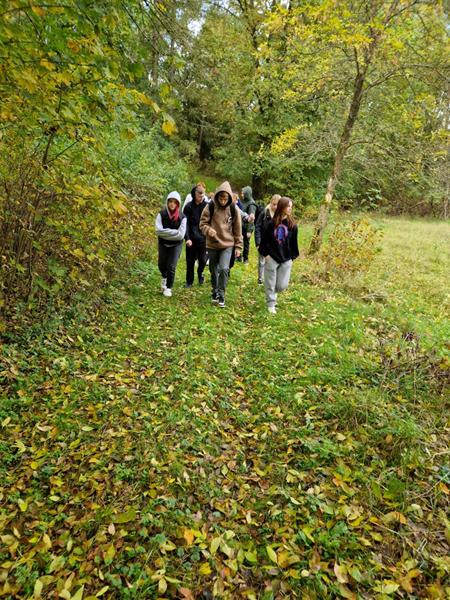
[1,239,450,599]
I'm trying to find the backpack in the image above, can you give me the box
[249,201,264,222]
[208,201,236,225]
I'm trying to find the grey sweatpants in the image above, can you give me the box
[264,256,292,307]
[208,247,233,298]
[258,253,266,280]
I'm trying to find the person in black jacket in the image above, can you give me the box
[254,194,280,285]
[183,183,208,287]
[259,197,299,314]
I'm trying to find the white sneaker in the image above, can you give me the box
[268,306,277,314]
[161,278,167,290]
[163,288,172,297]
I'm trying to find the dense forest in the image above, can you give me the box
[1,0,450,311]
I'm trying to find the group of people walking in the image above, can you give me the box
[155,181,299,313]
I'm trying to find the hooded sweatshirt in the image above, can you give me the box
[155,191,187,247]
[255,203,276,247]
[183,185,208,245]
[259,217,299,264]
[241,186,257,234]
[199,181,243,251]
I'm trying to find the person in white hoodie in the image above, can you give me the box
[155,192,187,297]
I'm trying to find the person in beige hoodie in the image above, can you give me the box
[199,181,243,307]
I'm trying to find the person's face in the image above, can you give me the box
[195,187,205,203]
[284,201,293,216]
[270,197,279,211]
[167,198,178,211]
[233,195,238,204]
[240,190,244,199]
[217,191,229,206]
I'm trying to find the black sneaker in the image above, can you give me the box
[235,256,242,263]
[218,297,226,308]
[257,278,263,285]
[184,283,193,288]
[243,259,249,264]
[211,292,219,302]
[198,275,205,285]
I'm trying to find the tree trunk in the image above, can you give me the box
[251,172,265,200]
[152,29,159,87]
[309,68,367,253]
[197,116,204,160]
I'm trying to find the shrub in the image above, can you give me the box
[320,217,384,279]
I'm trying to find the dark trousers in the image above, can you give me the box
[158,240,183,289]
[243,232,251,261]
[185,242,207,285]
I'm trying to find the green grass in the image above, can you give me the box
[1,217,449,599]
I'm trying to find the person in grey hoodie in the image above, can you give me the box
[155,191,187,297]
[241,186,257,264]
[199,181,243,308]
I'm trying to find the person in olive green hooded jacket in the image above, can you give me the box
[240,186,257,263]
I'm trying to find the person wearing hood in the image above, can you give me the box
[255,194,281,285]
[199,181,243,308]
[183,183,208,288]
[241,186,257,264]
[155,191,187,297]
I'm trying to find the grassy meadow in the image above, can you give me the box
[1,216,449,600]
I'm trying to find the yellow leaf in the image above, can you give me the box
[31,5,46,16]
[113,199,128,215]
[210,537,221,555]
[95,586,109,597]
[158,578,167,594]
[67,40,81,53]
[104,544,115,561]
[34,579,43,599]
[72,585,85,600]
[18,498,28,512]
[266,546,278,564]
[183,529,195,545]
[162,120,177,135]
[199,562,212,575]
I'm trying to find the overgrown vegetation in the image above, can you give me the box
[1,217,449,599]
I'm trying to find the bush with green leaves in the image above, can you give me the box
[320,217,384,279]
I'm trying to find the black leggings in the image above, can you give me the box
[158,240,183,288]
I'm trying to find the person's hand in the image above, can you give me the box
[186,240,193,247]
[265,255,270,262]
[209,228,217,237]
[246,232,251,239]
[235,249,241,258]
[256,246,259,250]
[248,214,255,223]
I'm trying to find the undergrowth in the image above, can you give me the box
[0,217,449,600]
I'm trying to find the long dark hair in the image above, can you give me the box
[273,197,295,228]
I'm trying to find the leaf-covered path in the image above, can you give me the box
[1,220,450,599]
